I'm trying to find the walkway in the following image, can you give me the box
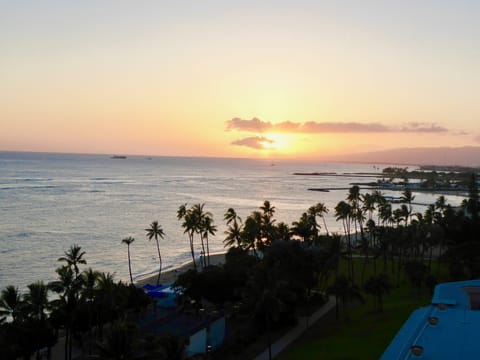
[253,295,336,360]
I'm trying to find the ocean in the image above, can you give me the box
[0,152,465,291]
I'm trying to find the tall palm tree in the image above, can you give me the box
[121,236,135,284]
[80,268,100,356]
[58,244,87,278]
[260,200,276,244]
[145,221,165,286]
[0,285,21,322]
[335,201,354,281]
[178,204,198,270]
[400,189,415,224]
[192,203,209,268]
[201,214,217,266]
[49,266,80,360]
[315,202,330,236]
[22,282,52,360]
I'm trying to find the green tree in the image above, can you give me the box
[145,221,165,285]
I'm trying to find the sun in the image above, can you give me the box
[260,133,296,154]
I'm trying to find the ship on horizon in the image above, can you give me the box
[110,155,127,159]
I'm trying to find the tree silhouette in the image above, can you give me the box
[145,221,165,285]
[58,244,86,278]
[121,236,135,284]
[364,273,392,312]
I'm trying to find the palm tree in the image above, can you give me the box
[145,221,165,285]
[241,212,262,256]
[200,214,217,266]
[49,266,80,360]
[224,220,243,248]
[260,200,276,244]
[121,237,135,284]
[315,202,330,236]
[291,212,314,243]
[80,268,100,356]
[255,288,284,360]
[0,285,22,322]
[327,275,364,320]
[224,207,243,248]
[23,281,49,321]
[178,205,198,270]
[364,273,392,312]
[335,201,354,281]
[400,189,415,224]
[58,244,87,278]
[23,281,52,360]
[275,222,291,241]
[224,207,241,226]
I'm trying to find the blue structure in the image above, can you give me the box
[381,280,480,359]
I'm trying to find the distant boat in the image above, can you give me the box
[111,155,127,159]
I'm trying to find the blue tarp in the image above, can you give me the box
[143,284,166,291]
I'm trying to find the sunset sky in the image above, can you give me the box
[1,1,479,160]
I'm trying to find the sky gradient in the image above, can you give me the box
[1,1,479,161]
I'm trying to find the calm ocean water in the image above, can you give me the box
[0,152,464,291]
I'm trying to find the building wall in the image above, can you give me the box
[187,328,207,357]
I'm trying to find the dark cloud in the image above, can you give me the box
[399,122,448,133]
[231,136,274,149]
[226,117,450,134]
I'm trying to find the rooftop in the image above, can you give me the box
[381,280,480,359]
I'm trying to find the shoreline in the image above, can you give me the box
[134,252,227,287]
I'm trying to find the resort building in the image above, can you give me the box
[140,284,226,357]
[381,280,480,359]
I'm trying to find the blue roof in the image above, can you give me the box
[381,280,480,359]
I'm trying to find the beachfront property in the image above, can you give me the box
[381,280,480,359]
[140,284,226,358]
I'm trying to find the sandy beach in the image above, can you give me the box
[135,252,227,287]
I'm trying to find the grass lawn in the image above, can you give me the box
[277,259,433,360]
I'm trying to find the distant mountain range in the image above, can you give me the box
[328,146,480,167]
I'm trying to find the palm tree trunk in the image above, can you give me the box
[322,216,329,236]
[155,238,162,285]
[65,328,69,360]
[200,236,207,268]
[127,245,133,284]
[189,233,197,270]
[266,313,272,360]
[206,235,210,266]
